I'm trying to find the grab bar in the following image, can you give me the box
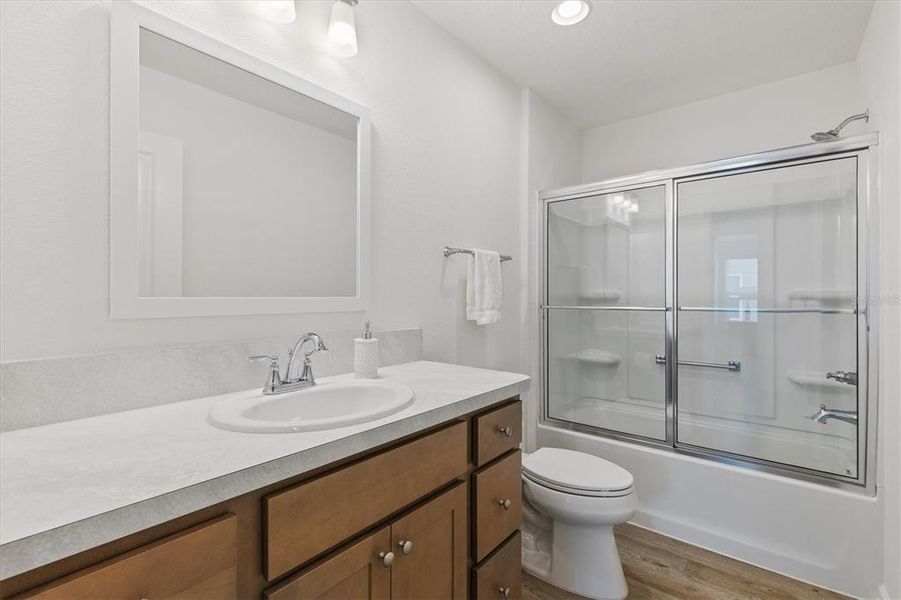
[655,354,741,372]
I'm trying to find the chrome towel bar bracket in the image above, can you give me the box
[655,354,742,372]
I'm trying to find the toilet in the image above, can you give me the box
[521,447,637,600]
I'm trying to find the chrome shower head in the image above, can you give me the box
[811,109,869,142]
[811,130,839,142]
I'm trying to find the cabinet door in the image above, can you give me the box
[390,483,468,600]
[265,527,391,600]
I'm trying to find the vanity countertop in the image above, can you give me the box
[0,361,529,579]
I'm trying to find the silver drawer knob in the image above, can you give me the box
[398,539,414,555]
[378,551,395,568]
[498,586,511,598]
[498,498,512,510]
[497,425,513,438]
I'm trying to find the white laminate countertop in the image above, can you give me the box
[0,361,529,579]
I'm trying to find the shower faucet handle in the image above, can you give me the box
[826,370,857,386]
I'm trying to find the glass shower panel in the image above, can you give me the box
[545,185,667,440]
[676,157,858,477]
[546,309,666,440]
[547,186,666,307]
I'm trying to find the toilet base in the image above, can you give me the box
[550,521,628,600]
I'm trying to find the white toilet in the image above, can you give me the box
[521,447,637,600]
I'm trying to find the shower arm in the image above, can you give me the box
[830,110,869,135]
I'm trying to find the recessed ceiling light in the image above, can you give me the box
[551,0,590,26]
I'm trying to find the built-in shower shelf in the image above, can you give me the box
[562,349,622,366]
[579,290,622,303]
[787,289,856,305]
[786,370,853,390]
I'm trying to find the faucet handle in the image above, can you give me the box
[250,355,279,367]
[250,355,283,393]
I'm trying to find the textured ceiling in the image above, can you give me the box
[412,0,874,128]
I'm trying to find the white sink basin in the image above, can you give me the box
[208,379,415,433]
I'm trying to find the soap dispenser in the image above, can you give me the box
[354,321,379,378]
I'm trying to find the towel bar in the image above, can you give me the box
[443,246,512,262]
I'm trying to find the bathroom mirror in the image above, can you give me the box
[110,3,370,318]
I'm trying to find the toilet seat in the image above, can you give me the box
[522,447,634,498]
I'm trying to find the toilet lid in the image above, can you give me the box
[522,447,634,494]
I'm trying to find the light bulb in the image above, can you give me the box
[329,0,358,57]
[551,1,590,26]
[261,0,296,24]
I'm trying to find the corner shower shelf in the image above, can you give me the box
[786,370,854,390]
[787,289,856,305]
[562,349,622,366]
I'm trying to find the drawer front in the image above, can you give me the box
[473,532,521,600]
[16,515,237,600]
[265,422,469,580]
[473,450,522,562]
[474,401,521,467]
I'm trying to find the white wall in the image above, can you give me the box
[856,2,901,597]
[518,89,582,451]
[582,62,864,182]
[0,0,522,370]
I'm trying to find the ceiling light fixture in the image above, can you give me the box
[329,0,359,57]
[551,0,590,26]
[261,0,296,24]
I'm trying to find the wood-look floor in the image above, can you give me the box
[522,523,849,600]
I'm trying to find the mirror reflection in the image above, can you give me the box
[138,29,359,298]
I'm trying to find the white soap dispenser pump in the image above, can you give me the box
[354,321,379,379]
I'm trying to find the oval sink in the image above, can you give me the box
[208,379,415,433]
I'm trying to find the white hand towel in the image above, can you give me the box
[466,249,503,325]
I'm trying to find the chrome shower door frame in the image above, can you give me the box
[539,133,878,494]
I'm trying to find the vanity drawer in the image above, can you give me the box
[265,421,469,580]
[473,532,521,600]
[473,450,522,562]
[16,514,237,600]
[473,401,521,466]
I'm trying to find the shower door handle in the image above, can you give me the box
[655,354,741,372]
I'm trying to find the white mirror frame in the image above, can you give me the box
[110,2,371,318]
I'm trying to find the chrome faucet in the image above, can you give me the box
[249,332,328,395]
[810,404,858,425]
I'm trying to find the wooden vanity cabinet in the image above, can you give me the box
[268,483,468,600]
[264,422,468,580]
[3,398,523,600]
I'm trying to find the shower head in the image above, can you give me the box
[810,109,869,142]
[811,130,839,142]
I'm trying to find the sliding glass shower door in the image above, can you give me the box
[675,157,861,478]
[545,183,669,441]
[542,142,872,488]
